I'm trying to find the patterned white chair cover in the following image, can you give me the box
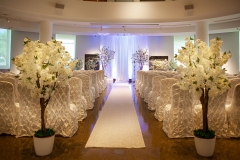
[226,84,240,137]
[84,72,96,103]
[163,84,194,138]
[96,71,101,94]
[0,81,19,135]
[102,70,108,89]
[148,75,166,111]
[0,77,19,103]
[226,78,240,106]
[74,74,94,110]
[143,73,158,103]
[135,71,142,90]
[98,70,105,90]
[69,77,87,121]
[140,72,148,98]
[193,90,228,138]
[138,71,147,94]
[46,85,78,137]
[154,78,177,121]
[91,71,100,98]
[16,83,40,137]
[227,76,237,79]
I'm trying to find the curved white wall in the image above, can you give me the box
[0,0,240,23]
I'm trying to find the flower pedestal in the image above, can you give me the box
[194,136,216,157]
[33,134,55,156]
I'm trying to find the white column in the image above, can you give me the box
[195,21,209,45]
[40,21,53,43]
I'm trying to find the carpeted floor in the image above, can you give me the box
[85,83,145,148]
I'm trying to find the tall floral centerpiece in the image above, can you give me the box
[132,47,149,70]
[12,37,77,137]
[97,46,115,70]
[175,37,231,156]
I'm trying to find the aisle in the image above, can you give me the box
[85,83,145,148]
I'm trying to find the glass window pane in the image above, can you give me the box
[0,28,11,69]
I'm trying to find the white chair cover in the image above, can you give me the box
[163,84,194,138]
[46,85,78,137]
[74,74,94,110]
[91,71,100,98]
[140,72,149,98]
[148,75,166,111]
[69,77,87,121]
[0,81,19,135]
[84,72,96,103]
[144,73,158,103]
[193,90,228,138]
[0,77,19,102]
[226,84,240,137]
[154,78,177,121]
[226,78,240,105]
[16,83,40,137]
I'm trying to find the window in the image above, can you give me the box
[56,34,76,59]
[0,28,11,69]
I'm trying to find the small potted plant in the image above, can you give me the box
[12,37,77,156]
[175,37,231,157]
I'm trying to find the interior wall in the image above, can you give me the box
[210,31,239,74]
[10,31,240,74]
[10,30,39,73]
[75,35,100,68]
[148,36,174,60]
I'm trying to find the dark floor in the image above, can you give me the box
[1,83,240,160]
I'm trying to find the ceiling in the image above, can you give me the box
[0,0,240,36]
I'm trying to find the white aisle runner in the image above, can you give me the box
[85,83,145,148]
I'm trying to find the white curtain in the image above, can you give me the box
[100,36,148,82]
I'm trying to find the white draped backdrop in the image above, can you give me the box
[100,36,148,82]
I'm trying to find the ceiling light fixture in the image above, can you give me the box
[6,18,9,22]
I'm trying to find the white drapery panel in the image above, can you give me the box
[100,36,148,81]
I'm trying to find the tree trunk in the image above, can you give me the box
[200,89,209,133]
[40,98,47,133]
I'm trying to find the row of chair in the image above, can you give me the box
[0,70,107,137]
[135,70,240,138]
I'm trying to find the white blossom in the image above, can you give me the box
[175,37,231,99]
[12,37,78,100]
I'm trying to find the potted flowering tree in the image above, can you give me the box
[132,47,149,70]
[12,37,77,156]
[97,46,115,70]
[175,37,231,157]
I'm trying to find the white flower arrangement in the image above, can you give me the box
[175,37,231,137]
[152,59,177,71]
[73,57,83,70]
[132,47,149,70]
[97,46,115,70]
[12,37,78,135]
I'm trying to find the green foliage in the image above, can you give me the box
[194,129,215,139]
[34,128,55,138]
